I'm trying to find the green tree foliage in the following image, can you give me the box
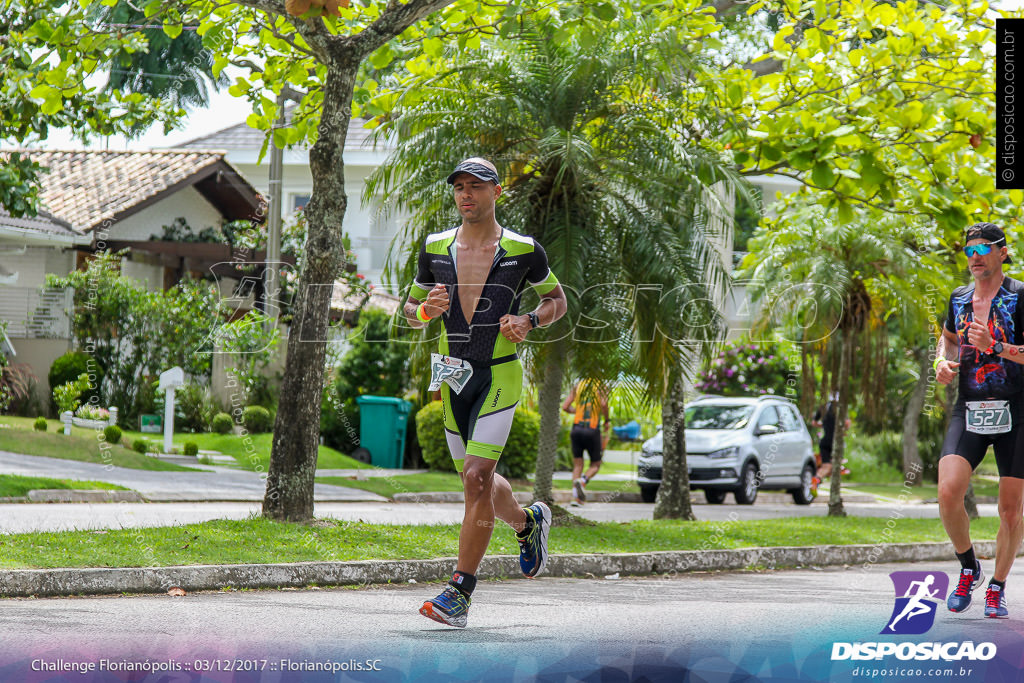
[94,1,229,116]
[1,1,181,214]
[724,0,1023,234]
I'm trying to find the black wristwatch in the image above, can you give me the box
[528,311,540,329]
[992,341,1004,355]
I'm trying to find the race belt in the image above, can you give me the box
[428,353,474,394]
[965,400,1012,435]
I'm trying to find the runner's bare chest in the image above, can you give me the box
[455,235,500,327]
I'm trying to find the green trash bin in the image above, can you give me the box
[355,395,412,469]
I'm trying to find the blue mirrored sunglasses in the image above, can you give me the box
[964,243,998,257]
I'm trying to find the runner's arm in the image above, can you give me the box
[406,245,447,329]
[562,382,577,413]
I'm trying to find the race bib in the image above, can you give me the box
[428,353,474,394]
[965,400,1012,434]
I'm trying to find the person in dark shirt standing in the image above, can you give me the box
[811,392,850,491]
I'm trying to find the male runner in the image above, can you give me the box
[936,222,1024,619]
[561,379,611,506]
[405,157,567,628]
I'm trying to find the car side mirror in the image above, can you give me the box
[755,424,780,437]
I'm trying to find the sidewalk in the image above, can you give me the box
[0,450,387,503]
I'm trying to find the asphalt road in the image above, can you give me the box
[1,561,1021,682]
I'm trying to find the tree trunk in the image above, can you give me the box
[654,371,696,520]
[827,330,852,517]
[263,54,359,522]
[901,348,929,485]
[532,339,566,507]
[800,341,815,420]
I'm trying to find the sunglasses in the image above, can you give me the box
[964,242,1002,257]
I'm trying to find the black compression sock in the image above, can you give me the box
[991,579,1006,591]
[516,512,534,538]
[955,546,980,573]
[449,571,476,597]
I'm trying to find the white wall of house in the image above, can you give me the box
[119,259,164,293]
[229,148,404,287]
[112,186,227,242]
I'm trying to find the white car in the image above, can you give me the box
[637,395,817,505]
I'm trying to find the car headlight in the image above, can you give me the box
[706,446,740,459]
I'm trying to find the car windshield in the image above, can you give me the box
[685,404,755,430]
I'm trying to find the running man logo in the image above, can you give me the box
[881,571,949,635]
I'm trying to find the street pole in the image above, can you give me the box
[265,93,285,330]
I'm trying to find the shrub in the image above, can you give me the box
[33,416,47,432]
[103,425,122,444]
[53,373,92,415]
[242,405,272,433]
[499,408,540,479]
[176,382,217,432]
[696,340,795,398]
[211,412,234,434]
[48,351,102,404]
[132,438,149,454]
[416,401,540,478]
[416,401,454,472]
[183,441,199,456]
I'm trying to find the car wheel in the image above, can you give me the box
[733,462,759,505]
[351,447,372,464]
[792,463,816,505]
[704,489,728,504]
[640,484,659,504]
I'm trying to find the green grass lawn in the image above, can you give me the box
[0,475,129,498]
[848,480,1001,502]
[0,515,998,569]
[317,471,634,497]
[116,428,371,472]
[0,417,199,472]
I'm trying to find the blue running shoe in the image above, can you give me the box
[420,585,470,628]
[947,566,985,612]
[518,502,551,578]
[985,584,1009,619]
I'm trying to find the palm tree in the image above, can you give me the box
[367,15,749,511]
[91,2,228,124]
[738,202,928,516]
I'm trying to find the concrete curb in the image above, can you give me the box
[26,490,146,503]
[0,541,1002,599]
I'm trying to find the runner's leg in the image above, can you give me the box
[938,455,974,553]
[994,477,1024,582]
[458,454,501,575]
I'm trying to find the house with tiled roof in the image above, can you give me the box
[179,116,402,286]
[0,148,266,406]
